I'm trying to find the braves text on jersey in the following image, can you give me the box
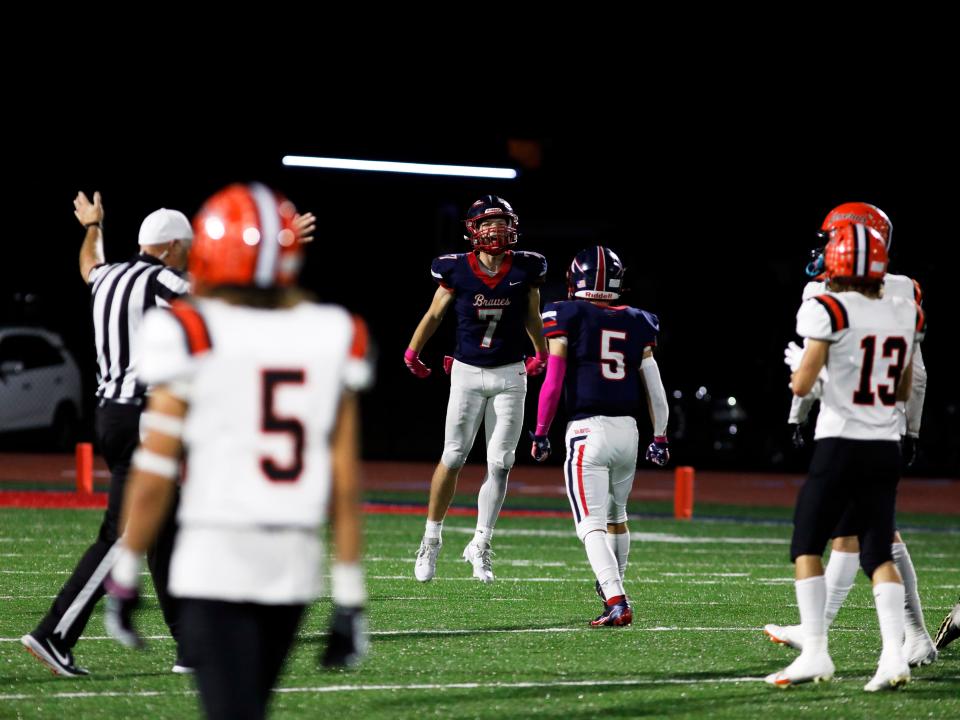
[431,250,546,367]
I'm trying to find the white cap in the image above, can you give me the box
[138,209,194,247]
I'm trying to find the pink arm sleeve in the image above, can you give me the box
[535,354,567,435]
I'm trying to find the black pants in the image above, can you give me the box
[791,437,900,578]
[181,599,305,720]
[35,401,181,653]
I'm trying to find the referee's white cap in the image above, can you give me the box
[139,209,194,247]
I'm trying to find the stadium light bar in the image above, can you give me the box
[282,155,518,180]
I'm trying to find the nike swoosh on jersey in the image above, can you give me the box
[509,281,522,286]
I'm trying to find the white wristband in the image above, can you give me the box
[132,449,179,479]
[111,544,143,587]
[331,562,366,607]
[141,411,184,438]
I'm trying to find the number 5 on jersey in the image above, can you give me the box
[601,329,627,380]
[261,369,305,482]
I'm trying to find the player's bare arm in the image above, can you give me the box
[791,340,829,397]
[74,190,105,283]
[525,287,548,355]
[120,388,187,553]
[408,286,455,354]
[896,363,914,403]
[331,391,362,564]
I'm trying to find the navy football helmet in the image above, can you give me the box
[464,195,518,255]
[567,246,625,300]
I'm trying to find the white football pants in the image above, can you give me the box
[563,415,639,540]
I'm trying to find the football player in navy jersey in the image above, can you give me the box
[530,246,670,626]
[405,196,548,583]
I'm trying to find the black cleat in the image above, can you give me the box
[21,633,89,677]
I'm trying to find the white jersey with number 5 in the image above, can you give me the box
[796,291,923,442]
[137,297,372,603]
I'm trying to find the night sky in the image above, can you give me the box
[5,112,958,477]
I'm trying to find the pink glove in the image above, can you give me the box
[443,355,454,375]
[403,348,431,378]
[525,351,548,377]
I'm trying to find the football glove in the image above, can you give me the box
[321,606,368,669]
[645,436,670,466]
[529,431,551,462]
[103,575,144,649]
[403,348,431,378]
[902,435,919,468]
[524,351,548,377]
[784,341,804,373]
[789,423,806,449]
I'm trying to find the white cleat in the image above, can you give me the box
[764,651,834,688]
[763,623,804,650]
[903,632,938,667]
[463,541,494,583]
[864,659,910,692]
[414,537,441,583]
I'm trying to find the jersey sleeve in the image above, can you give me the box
[516,250,547,287]
[152,267,191,307]
[138,306,200,389]
[430,255,459,292]
[87,263,109,286]
[635,309,660,347]
[343,313,374,392]
[801,280,826,301]
[542,300,572,338]
[797,294,848,341]
[914,303,927,344]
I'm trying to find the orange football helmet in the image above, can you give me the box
[190,183,303,289]
[824,222,889,280]
[821,201,893,249]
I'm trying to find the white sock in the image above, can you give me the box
[795,575,827,655]
[605,531,630,581]
[891,542,927,638]
[823,550,860,626]
[472,525,493,547]
[476,464,509,532]
[424,520,443,540]
[873,582,906,663]
[584,531,624,600]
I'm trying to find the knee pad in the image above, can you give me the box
[576,515,606,542]
[487,450,515,472]
[441,446,467,470]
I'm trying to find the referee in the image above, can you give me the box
[21,191,192,676]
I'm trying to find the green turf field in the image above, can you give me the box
[1,504,957,719]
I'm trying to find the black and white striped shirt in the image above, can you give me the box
[88,253,190,401]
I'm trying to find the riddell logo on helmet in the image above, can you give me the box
[579,291,612,299]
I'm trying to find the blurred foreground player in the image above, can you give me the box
[104,183,372,719]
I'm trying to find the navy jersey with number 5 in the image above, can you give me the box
[432,250,547,367]
[543,300,659,420]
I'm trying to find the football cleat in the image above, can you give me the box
[764,651,834,687]
[864,659,910,692]
[21,633,89,677]
[590,599,632,627]
[902,632,938,667]
[462,541,495,583]
[934,601,960,651]
[414,537,442,583]
[763,623,804,650]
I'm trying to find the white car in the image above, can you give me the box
[0,327,83,450]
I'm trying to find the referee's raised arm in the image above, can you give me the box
[74,191,105,283]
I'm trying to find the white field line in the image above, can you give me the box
[11,673,960,702]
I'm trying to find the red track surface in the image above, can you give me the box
[1,455,958,515]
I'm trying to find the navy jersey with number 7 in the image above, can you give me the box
[432,250,547,367]
[543,300,659,420]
